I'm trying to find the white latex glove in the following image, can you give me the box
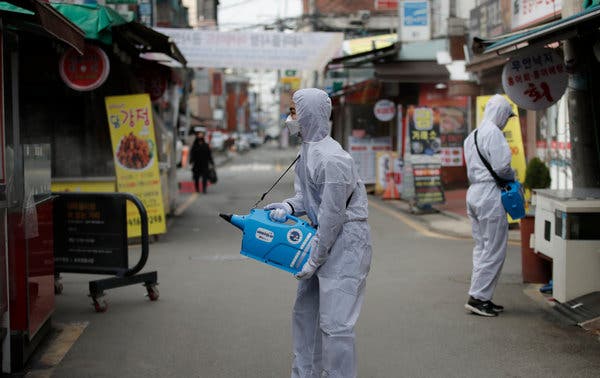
[264,202,292,222]
[295,238,320,280]
[295,259,319,280]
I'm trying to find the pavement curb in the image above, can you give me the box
[369,196,521,243]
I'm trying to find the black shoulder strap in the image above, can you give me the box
[346,189,354,208]
[474,130,506,186]
[251,154,300,209]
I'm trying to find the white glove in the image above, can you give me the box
[295,259,319,280]
[295,237,320,280]
[264,202,292,222]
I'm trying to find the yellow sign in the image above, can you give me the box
[476,95,527,223]
[280,76,301,91]
[52,181,116,193]
[105,94,166,236]
[344,34,397,55]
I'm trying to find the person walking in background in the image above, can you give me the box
[463,94,516,317]
[189,132,214,194]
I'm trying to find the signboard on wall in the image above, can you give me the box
[376,0,398,11]
[502,48,567,111]
[374,99,396,122]
[59,44,110,91]
[348,137,392,184]
[512,0,562,30]
[399,1,431,41]
[408,106,441,155]
[105,94,166,237]
[469,0,512,40]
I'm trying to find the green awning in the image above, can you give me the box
[50,2,185,65]
[0,1,34,15]
[472,5,600,55]
[51,2,127,45]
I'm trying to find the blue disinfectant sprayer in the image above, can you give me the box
[219,210,316,274]
[219,155,315,274]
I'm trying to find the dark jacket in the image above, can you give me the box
[189,138,214,174]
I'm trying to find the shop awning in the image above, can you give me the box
[373,39,450,83]
[326,42,399,72]
[1,0,85,53]
[0,2,33,15]
[472,5,600,55]
[374,60,449,83]
[51,3,186,66]
[51,2,126,45]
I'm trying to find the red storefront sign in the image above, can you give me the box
[376,0,398,11]
[59,44,110,91]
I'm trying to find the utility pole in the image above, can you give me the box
[562,0,600,187]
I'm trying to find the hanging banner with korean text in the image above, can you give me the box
[105,94,166,237]
[408,106,441,155]
[154,29,343,70]
[502,48,567,110]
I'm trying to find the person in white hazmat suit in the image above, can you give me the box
[264,88,372,377]
[463,94,516,317]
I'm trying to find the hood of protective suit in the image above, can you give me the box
[483,94,514,130]
[292,88,331,142]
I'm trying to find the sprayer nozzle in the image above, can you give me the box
[219,213,233,223]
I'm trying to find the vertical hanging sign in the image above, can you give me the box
[105,94,166,236]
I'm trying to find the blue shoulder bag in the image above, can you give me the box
[474,130,525,220]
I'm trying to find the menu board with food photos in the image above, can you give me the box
[105,94,166,236]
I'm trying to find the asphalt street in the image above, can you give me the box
[43,144,600,377]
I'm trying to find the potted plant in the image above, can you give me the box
[520,157,552,283]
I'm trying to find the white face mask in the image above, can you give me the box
[285,115,300,136]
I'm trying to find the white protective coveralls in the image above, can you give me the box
[282,88,372,378]
[463,94,515,302]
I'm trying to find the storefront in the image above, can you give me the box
[42,3,187,223]
[469,2,600,190]
[1,0,85,372]
[328,39,471,193]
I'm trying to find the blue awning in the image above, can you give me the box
[472,5,600,55]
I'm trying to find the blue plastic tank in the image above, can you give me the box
[220,209,316,274]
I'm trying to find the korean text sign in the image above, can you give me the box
[413,162,444,206]
[502,48,567,111]
[105,94,166,237]
[154,29,343,71]
[408,106,441,155]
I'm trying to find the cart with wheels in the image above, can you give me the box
[53,192,159,312]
